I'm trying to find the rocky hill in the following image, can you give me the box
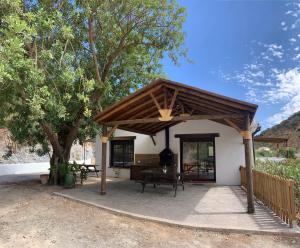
[259,111,300,150]
[0,128,95,164]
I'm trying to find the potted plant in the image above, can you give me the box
[58,163,68,186]
[63,163,76,188]
[57,163,75,188]
[113,167,120,178]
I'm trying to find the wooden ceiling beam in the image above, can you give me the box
[104,114,245,126]
[94,84,162,122]
[113,93,164,120]
[180,99,227,115]
[93,79,257,126]
[136,109,182,131]
[150,92,162,111]
[178,97,249,123]
[224,118,242,133]
[163,87,168,108]
[169,89,179,112]
[163,83,256,112]
[177,93,243,114]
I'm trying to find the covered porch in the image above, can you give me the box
[93,78,258,213]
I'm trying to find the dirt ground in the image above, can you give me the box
[0,175,299,248]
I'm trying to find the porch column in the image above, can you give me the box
[100,125,107,195]
[243,115,255,213]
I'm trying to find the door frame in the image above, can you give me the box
[177,133,218,182]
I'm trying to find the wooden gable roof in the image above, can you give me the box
[93,78,258,135]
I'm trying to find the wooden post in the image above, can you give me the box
[243,115,255,213]
[100,125,107,195]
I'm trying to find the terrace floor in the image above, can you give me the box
[56,177,300,235]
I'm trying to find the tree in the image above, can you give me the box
[0,0,186,183]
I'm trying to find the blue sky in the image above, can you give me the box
[162,0,300,130]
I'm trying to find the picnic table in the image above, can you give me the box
[71,164,100,184]
[138,168,184,197]
[81,164,100,177]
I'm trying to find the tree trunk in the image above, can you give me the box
[49,152,60,185]
[41,118,82,185]
[49,145,73,185]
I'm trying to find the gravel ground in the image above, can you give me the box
[0,175,299,248]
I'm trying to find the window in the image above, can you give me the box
[208,144,214,157]
[110,140,134,168]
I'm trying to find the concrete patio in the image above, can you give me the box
[55,177,299,235]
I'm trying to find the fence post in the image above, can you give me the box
[288,180,296,228]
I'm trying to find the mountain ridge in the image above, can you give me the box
[259,111,300,150]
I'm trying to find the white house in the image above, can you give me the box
[93,78,257,212]
[96,119,245,185]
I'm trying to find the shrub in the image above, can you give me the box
[255,149,276,157]
[255,159,300,208]
[278,147,297,159]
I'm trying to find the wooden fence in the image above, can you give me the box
[240,166,296,227]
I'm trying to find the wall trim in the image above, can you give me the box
[174,133,220,139]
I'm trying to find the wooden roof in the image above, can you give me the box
[93,78,258,135]
[253,137,288,144]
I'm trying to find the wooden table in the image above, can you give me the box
[139,169,184,197]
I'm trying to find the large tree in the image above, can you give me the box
[0,0,186,182]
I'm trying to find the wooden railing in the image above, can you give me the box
[240,166,296,227]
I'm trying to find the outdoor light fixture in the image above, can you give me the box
[158,109,173,121]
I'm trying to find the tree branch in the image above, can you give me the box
[88,15,103,85]
[63,107,84,158]
[39,121,63,156]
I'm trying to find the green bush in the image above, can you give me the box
[255,159,300,208]
[255,149,276,158]
[278,147,297,159]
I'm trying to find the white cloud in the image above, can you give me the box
[285,1,300,29]
[265,44,284,59]
[220,1,300,128]
[221,65,300,127]
[265,68,300,125]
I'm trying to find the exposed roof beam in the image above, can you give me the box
[93,84,162,122]
[169,89,179,112]
[150,92,162,111]
[104,114,245,126]
[116,93,164,120]
[162,81,257,111]
[224,118,242,133]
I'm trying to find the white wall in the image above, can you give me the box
[96,120,245,185]
[0,162,50,176]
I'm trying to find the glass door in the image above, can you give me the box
[181,139,215,181]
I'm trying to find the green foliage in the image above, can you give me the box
[0,0,187,160]
[255,159,300,208]
[278,147,297,159]
[255,149,276,158]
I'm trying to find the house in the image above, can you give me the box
[93,78,257,212]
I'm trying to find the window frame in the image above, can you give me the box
[110,139,134,168]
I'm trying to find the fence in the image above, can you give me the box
[240,166,296,227]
